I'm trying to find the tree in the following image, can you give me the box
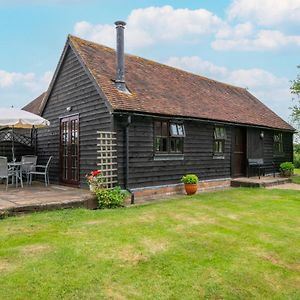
[291,66,300,124]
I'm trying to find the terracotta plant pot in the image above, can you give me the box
[184,183,198,195]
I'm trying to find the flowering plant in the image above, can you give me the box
[85,170,105,190]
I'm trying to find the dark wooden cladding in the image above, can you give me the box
[115,115,293,189]
[247,128,293,173]
[115,116,232,189]
[247,128,264,159]
[37,46,112,186]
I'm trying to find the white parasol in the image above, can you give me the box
[0,107,50,128]
[0,107,50,160]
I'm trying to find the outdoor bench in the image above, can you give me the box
[247,158,265,179]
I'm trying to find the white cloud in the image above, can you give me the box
[212,29,300,51]
[0,70,53,108]
[166,56,291,120]
[216,22,254,39]
[74,22,116,48]
[166,56,228,78]
[0,71,35,88]
[227,0,300,26]
[73,5,223,49]
[74,5,300,53]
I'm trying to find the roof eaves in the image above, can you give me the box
[112,109,295,132]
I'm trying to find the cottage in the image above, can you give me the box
[23,21,294,197]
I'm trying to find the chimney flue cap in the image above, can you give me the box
[115,20,126,27]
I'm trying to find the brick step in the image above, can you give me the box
[231,177,291,188]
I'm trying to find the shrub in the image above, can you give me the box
[294,153,300,168]
[279,162,294,177]
[181,174,199,184]
[95,186,128,209]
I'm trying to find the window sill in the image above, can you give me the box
[273,153,285,158]
[213,155,225,160]
[154,154,184,161]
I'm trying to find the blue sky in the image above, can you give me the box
[0,0,299,123]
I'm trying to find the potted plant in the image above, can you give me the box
[279,162,294,177]
[85,170,105,192]
[181,174,199,195]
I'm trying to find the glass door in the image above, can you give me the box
[60,115,79,185]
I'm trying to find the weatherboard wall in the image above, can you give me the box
[115,116,232,189]
[115,116,293,189]
[37,46,112,186]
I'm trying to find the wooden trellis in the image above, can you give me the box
[0,129,35,147]
[97,131,118,188]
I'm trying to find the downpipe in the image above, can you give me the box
[124,115,134,204]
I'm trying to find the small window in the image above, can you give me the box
[274,132,283,154]
[213,126,226,155]
[154,121,184,154]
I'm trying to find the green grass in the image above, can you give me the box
[292,168,300,184]
[0,188,299,299]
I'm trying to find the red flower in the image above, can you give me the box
[91,170,101,177]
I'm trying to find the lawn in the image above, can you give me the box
[0,188,299,300]
[292,168,300,184]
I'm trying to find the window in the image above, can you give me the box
[213,127,226,155]
[274,132,283,154]
[154,121,184,154]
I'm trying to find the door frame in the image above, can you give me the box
[231,126,247,178]
[59,113,80,186]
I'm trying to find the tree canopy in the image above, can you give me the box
[290,66,300,126]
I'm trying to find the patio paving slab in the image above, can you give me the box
[0,182,97,215]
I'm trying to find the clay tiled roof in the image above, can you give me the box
[69,36,293,131]
[26,35,294,131]
[22,92,45,116]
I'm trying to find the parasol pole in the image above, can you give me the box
[12,126,15,162]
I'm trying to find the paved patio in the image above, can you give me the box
[0,182,97,215]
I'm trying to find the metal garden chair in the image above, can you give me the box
[20,155,37,184]
[29,156,52,187]
[0,156,16,191]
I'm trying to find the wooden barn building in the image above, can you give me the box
[23,22,294,197]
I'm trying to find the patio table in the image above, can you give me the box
[8,161,33,188]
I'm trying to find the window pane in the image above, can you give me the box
[170,123,185,137]
[156,137,168,152]
[161,137,168,152]
[177,124,184,136]
[214,127,226,139]
[170,123,178,136]
[161,122,168,136]
[155,121,161,136]
[214,140,224,154]
[170,138,183,153]
[155,137,161,152]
